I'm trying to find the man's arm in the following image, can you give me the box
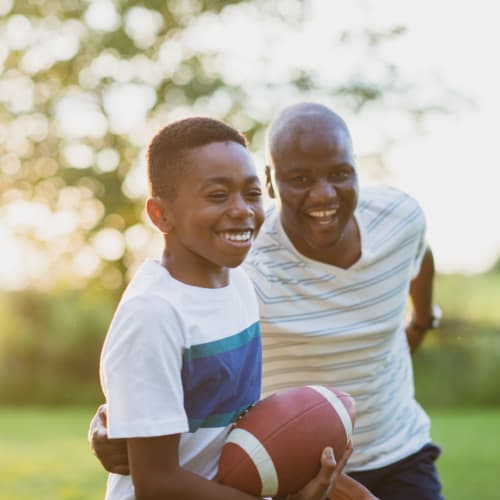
[89,404,130,475]
[406,246,438,353]
[329,473,378,500]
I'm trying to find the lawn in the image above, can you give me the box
[0,407,105,500]
[0,406,499,499]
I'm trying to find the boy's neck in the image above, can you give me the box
[160,249,230,289]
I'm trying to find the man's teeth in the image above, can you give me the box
[223,231,252,242]
[309,209,337,218]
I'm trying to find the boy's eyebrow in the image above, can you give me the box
[201,175,261,187]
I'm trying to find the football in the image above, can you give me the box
[217,385,355,497]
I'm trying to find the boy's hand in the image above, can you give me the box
[288,442,352,500]
[88,404,130,475]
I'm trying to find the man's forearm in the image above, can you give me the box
[329,473,377,499]
[407,246,435,352]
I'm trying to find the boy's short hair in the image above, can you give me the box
[147,117,248,200]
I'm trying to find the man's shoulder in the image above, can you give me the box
[358,184,423,218]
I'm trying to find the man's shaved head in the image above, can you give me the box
[266,102,352,166]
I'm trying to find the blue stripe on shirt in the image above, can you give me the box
[181,322,262,432]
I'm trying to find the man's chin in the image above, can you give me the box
[303,230,343,251]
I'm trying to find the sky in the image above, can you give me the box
[338,0,500,274]
[275,0,500,274]
[351,0,500,274]
[1,0,499,289]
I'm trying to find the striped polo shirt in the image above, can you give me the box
[244,185,431,471]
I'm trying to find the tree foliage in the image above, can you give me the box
[0,0,447,291]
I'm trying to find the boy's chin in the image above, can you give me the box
[224,258,247,269]
[220,253,250,269]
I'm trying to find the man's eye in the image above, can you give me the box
[331,169,352,181]
[292,176,309,184]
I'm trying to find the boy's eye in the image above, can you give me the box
[207,191,228,200]
[246,188,262,199]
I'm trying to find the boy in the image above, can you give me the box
[100,117,348,499]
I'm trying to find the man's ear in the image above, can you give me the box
[265,165,276,199]
[146,197,171,233]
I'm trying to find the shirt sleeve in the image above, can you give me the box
[410,204,428,279]
[100,295,189,439]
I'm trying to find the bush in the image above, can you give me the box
[0,287,117,405]
[1,271,499,407]
[414,319,500,408]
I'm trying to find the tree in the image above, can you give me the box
[0,0,453,292]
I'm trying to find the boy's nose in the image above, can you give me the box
[228,196,254,219]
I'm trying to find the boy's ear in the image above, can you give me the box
[146,197,172,233]
[265,165,276,199]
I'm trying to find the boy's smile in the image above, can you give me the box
[160,141,264,287]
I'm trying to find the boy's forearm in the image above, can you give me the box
[128,435,259,500]
[134,468,259,500]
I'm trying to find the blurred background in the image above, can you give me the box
[1,0,499,498]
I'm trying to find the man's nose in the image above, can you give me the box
[309,178,337,202]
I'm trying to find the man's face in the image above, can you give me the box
[268,125,358,259]
[164,141,265,274]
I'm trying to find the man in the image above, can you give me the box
[91,103,443,499]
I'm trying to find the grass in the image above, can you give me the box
[0,406,499,499]
[0,407,105,500]
[431,408,500,500]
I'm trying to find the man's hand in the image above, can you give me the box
[329,473,378,500]
[88,404,130,475]
[288,442,355,500]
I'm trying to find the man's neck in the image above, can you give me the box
[284,217,362,269]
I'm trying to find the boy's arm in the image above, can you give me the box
[129,433,350,500]
[90,405,354,499]
[127,433,259,499]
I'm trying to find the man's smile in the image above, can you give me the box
[306,207,339,225]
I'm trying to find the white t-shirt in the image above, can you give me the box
[244,185,431,472]
[100,260,261,499]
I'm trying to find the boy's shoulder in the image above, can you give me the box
[120,259,174,306]
[119,260,255,312]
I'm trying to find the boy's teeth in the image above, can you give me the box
[310,209,337,218]
[223,231,252,241]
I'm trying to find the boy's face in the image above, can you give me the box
[160,141,264,277]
